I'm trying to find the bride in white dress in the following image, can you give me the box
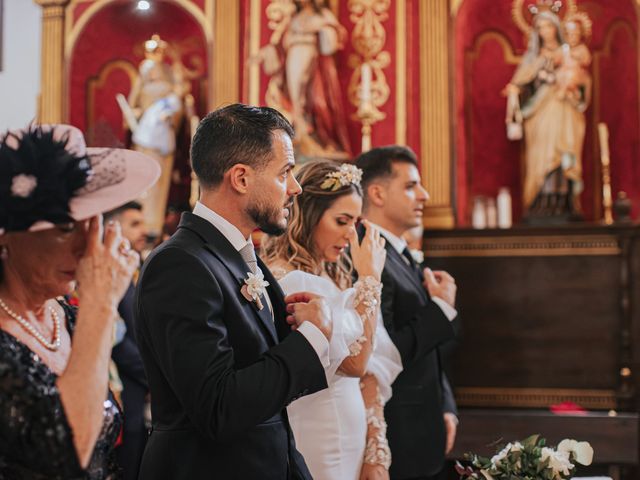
[262,161,402,480]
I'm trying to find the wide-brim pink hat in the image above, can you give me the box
[0,124,161,234]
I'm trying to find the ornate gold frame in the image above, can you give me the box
[37,0,242,123]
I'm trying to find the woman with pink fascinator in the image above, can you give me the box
[0,124,159,479]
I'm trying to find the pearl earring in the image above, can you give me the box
[0,246,7,261]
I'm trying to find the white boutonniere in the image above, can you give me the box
[240,271,270,310]
[410,248,424,265]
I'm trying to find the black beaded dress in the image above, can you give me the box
[0,303,122,479]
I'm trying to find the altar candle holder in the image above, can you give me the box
[598,122,613,225]
[358,62,374,152]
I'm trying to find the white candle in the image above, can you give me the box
[598,123,610,166]
[360,63,372,106]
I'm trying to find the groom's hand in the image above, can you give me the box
[285,292,333,340]
[423,268,457,307]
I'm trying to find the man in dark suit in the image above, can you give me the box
[105,201,149,480]
[135,104,332,479]
[356,146,459,480]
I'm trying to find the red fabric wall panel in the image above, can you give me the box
[598,23,640,219]
[467,38,524,219]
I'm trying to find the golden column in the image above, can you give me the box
[420,0,455,228]
[212,0,240,107]
[35,0,69,123]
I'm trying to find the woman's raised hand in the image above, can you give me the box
[349,220,386,282]
[76,215,140,310]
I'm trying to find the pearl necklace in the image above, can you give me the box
[0,297,61,351]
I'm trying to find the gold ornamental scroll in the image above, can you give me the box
[421,0,454,228]
[35,0,70,123]
[347,0,392,151]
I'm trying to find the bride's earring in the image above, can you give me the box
[0,246,8,261]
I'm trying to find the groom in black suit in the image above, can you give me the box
[356,146,459,480]
[135,104,332,479]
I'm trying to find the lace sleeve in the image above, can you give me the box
[360,373,391,470]
[347,276,382,357]
[0,342,84,478]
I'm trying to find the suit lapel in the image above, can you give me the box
[384,240,430,301]
[257,257,291,342]
[178,213,279,344]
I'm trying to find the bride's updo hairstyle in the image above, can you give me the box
[261,160,362,289]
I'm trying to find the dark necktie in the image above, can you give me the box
[402,247,422,277]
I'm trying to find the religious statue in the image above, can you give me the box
[253,0,351,161]
[118,34,187,237]
[505,2,592,222]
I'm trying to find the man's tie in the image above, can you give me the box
[402,247,421,276]
[239,242,258,274]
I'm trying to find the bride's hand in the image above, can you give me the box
[359,463,389,480]
[349,220,386,282]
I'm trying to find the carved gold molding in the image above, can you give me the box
[61,0,214,121]
[450,0,463,16]
[420,0,454,228]
[456,387,617,410]
[65,0,213,61]
[423,234,622,257]
[212,0,240,107]
[347,0,391,123]
[395,0,406,145]
[35,0,70,123]
[247,0,262,105]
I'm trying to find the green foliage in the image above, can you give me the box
[455,435,592,480]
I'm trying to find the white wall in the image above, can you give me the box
[0,0,41,131]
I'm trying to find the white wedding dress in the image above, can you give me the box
[277,270,402,480]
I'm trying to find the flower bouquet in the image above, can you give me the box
[455,434,593,480]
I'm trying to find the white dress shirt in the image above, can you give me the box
[373,224,458,321]
[193,202,330,367]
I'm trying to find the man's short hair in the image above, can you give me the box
[103,201,143,222]
[354,145,418,193]
[190,103,295,188]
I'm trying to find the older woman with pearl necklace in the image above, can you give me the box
[0,124,159,479]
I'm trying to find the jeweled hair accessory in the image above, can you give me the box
[320,163,363,191]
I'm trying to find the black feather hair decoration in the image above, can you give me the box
[0,126,92,233]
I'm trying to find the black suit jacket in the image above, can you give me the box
[379,239,457,479]
[111,282,148,480]
[134,213,327,479]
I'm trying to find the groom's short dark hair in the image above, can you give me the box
[355,145,418,192]
[191,103,295,188]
